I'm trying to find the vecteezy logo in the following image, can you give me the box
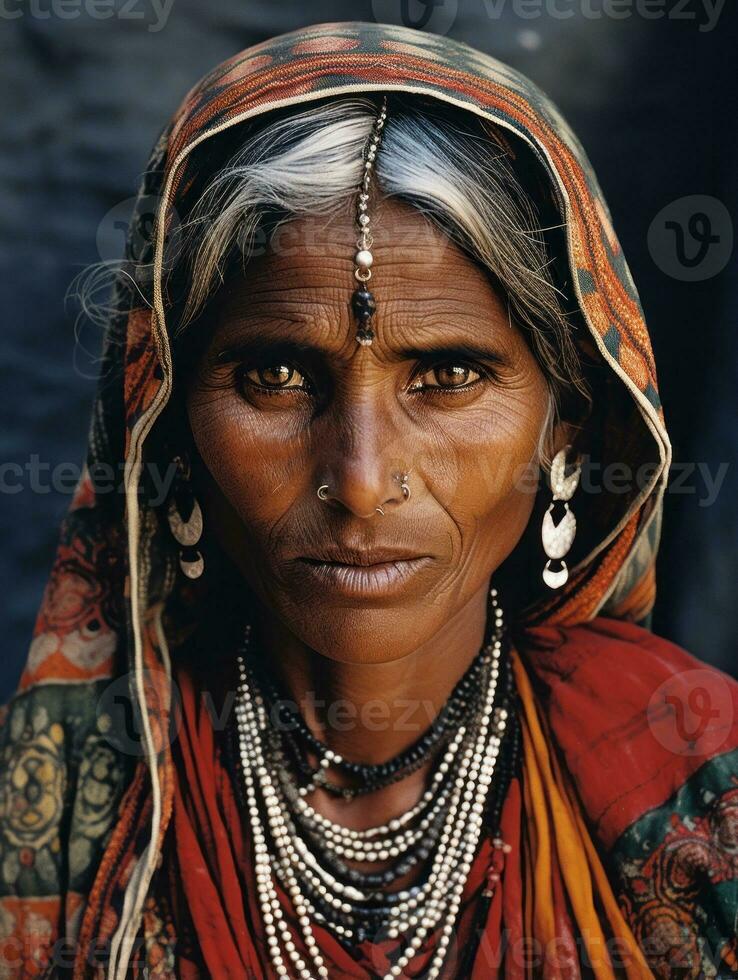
[666,213,719,269]
[648,195,733,281]
[371,0,459,35]
[96,670,182,757]
[647,669,733,757]
[665,686,719,742]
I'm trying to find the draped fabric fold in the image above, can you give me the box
[511,647,652,979]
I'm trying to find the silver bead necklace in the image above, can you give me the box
[233,587,509,980]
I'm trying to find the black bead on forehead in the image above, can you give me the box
[351,96,388,347]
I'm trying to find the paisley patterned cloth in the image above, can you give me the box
[0,21,736,979]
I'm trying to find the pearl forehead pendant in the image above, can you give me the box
[351,97,387,347]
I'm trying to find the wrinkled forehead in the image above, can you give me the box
[212,197,492,302]
[192,197,524,363]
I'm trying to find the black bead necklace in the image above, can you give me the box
[253,636,492,800]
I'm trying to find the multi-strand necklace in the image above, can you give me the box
[230,586,517,980]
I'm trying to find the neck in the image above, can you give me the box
[249,581,490,765]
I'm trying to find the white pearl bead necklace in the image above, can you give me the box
[233,588,508,979]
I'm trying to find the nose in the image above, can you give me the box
[316,398,410,519]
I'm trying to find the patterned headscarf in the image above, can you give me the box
[1,22,679,978]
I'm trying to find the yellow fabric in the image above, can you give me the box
[511,648,654,979]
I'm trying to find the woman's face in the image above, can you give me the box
[187,199,555,664]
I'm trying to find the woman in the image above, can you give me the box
[1,20,736,980]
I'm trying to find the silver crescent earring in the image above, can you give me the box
[541,447,580,589]
[168,455,205,579]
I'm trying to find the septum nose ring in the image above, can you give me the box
[316,472,410,515]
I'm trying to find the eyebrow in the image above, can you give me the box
[215,334,511,368]
[394,342,509,366]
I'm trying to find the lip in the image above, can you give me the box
[300,546,428,567]
[295,549,434,599]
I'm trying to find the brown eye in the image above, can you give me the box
[433,364,476,387]
[409,362,483,391]
[244,363,307,389]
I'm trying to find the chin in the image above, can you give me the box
[281,602,436,665]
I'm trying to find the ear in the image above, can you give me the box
[550,419,576,459]
[539,416,575,471]
[548,399,591,466]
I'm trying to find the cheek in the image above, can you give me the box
[186,383,307,530]
[434,385,545,574]
[421,382,546,525]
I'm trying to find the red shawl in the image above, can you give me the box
[143,617,738,979]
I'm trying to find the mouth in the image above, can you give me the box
[295,549,434,600]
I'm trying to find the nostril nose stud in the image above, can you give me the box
[395,473,411,500]
[316,472,409,515]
